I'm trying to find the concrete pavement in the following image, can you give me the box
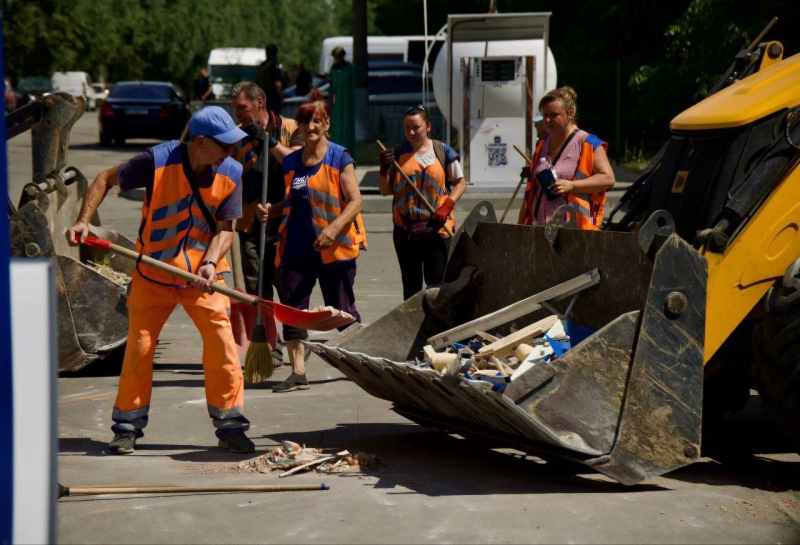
[9,115,800,544]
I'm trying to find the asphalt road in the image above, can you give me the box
[9,115,800,544]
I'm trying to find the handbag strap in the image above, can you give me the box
[532,129,579,221]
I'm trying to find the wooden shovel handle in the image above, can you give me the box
[499,145,535,224]
[376,140,455,238]
[82,236,259,306]
[60,483,329,497]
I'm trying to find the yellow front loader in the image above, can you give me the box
[307,35,800,484]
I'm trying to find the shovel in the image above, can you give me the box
[80,236,355,331]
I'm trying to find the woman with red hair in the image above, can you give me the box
[257,91,367,393]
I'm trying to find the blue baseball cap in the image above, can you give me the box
[533,112,544,123]
[188,106,248,144]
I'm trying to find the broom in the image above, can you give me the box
[244,134,274,384]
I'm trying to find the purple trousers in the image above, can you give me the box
[281,254,360,340]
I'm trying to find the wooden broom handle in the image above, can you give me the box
[82,236,259,306]
[376,140,455,237]
[60,483,329,497]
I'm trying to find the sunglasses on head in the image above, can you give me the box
[405,104,427,115]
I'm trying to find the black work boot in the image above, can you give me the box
[272,372,310,393]
[218,433,256,453]
[108,433,136,455]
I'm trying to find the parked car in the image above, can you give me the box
[51,71,96,110]
[15,76,54,108]
[4,78,17,112]
[99,81,189,146]
[91,82,112,107]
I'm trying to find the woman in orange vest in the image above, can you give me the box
[518,86,615,229]
[377,105,467,300]
[257,91,366,393]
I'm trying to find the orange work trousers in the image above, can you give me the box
[111,270,248,439]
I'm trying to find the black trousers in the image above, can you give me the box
[392,225,451,301]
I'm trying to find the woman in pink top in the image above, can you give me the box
[518,87,615,228]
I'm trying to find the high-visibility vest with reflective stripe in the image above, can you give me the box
[135,140,241,286]
[233,113,298,176]
[391,141,455,237]
[232,114,299,233]
[276,142,367,266]
[521,132,608,230]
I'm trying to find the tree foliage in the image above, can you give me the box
[370,0,799,154]
[3,0,362,90]
[3,0,798,153]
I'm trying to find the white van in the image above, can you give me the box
[51,72,96,110]
[318,36,444,74]
[207,48,266,98]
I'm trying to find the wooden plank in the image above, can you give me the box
[479,315,559,359]
[427,269,600,349]
[475,331,499,343]
[279,451,349,478]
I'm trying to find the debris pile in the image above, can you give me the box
[85,260,131,287]
[415,314,571,392]
[234,441,381,477]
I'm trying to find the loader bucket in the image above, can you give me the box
[7,93,134,372]
[308,203,707,485]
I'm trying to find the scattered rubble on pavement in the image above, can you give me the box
[232,441,382,476]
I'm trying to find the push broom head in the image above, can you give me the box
[244,324,274,384]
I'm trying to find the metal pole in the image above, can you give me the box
[615,59,621,161]
[423,0,429,106]
[543,15,549,92]
[447,18,452,145]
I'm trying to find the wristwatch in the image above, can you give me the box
[201,260,217,268]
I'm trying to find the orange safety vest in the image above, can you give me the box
[521,132,608,230]
[275,142,367,266]
[390,140,456,238]
[135,140,241,286]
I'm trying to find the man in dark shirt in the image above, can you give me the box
[66,107,256,456]
[230,81,304,364]
[193,68,215,101]
[257,44,284,113]
[294,63,313,98]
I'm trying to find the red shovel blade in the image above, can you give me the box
[229,289,355,331]
[258,299,356,331]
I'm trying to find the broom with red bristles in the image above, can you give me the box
[244,134,274,384]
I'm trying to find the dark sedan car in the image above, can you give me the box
[99,81,189,146]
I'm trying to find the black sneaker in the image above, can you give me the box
[218,433,256,453]
[272,372,310,393]
[108,433,136,455]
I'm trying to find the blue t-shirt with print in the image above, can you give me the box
[285,149,355,257]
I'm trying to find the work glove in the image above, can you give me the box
[429,198,455,231]
[241,123,267,152]
[520,163,532,180]
[379,150,394,176]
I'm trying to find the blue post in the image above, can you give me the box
[0,12,15,544]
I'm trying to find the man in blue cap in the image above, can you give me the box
[67,106,257,455]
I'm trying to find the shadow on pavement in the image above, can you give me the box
[262,423,664,496]
[666,398,799,492]
[245,376,350,390]
[59,437,253,463]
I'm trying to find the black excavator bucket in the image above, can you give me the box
[308,203,707,485]
[7,93,135,372]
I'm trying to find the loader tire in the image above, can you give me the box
[752,258,800,451]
